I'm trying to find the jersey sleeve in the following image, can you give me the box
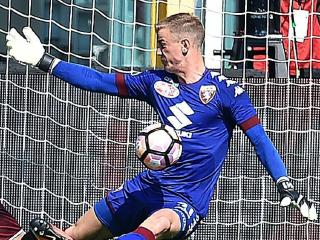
[218,77,258,130]
[245,124,287,181]
[52,61,119,95]
[52,61,153,101]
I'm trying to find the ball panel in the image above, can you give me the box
[135,135,147,159]
[169,142,183,162]
[143,154,166,170]
[165,125,180,141]
[148,130,171,152]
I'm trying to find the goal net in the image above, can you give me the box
[0,0,319,239]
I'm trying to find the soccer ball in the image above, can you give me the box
[135,123,182,170]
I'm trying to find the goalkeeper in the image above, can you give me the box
[6,13,317,240]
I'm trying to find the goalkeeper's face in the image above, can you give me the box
[157,28,186,74]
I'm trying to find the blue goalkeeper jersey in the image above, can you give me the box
[52,62,287,218]
[121,70,257,217]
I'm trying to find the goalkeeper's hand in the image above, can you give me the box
[6,27,44,66]
[277,177,318,221]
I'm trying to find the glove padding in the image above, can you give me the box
[277,177,318,221]
[6,27,44,66]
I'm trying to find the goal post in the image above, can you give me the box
[1,1,320,239]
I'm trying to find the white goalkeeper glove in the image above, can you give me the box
[6,27,58,72]
[277,177,318,221]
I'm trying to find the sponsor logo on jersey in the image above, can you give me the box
[176,129,193,138]
[154,81,180,98]
[199,85,217,104]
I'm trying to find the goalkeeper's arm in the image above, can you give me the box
[6,27,123,96]
[245,123,317,221]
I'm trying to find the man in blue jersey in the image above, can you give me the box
[6,13,317,240]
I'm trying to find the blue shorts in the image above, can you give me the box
[94,177,201,239]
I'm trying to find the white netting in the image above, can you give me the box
[0,1,320,239]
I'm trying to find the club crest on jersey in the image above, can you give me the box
[199,85,217,104]
[154,81,179,98]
